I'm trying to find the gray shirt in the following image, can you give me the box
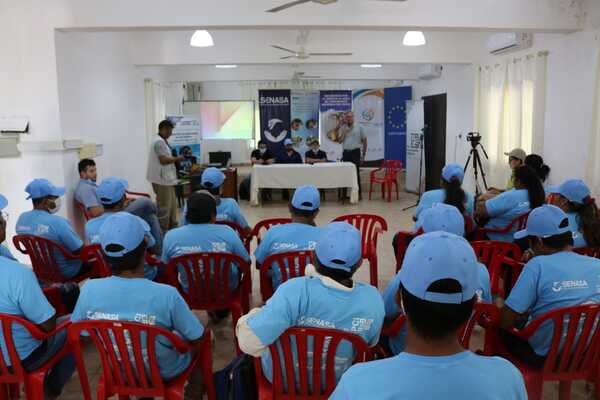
[341,125,366,151]
[147,136,178,186]
[74,179,101,209]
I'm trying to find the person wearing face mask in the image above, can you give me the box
[250,140,275,165]
[16,179,86,279]
[304,140,328,164]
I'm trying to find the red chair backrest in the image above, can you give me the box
[488,253,525,298]
[250,218,292,247]
[257,327,372,399]
[574,247,600,259]
[259,250,315,302]
[381,160,402,179]
[75,200,92,221]
[332,214,388,258]
[471,240,522,269]
[67,320,209,399]
[394,230,420,272]
[459,302,501,355]
[476,212,530,238]
[215,220,251,252]
[80,243,112,278]
[164,252,251,310]
[12,234,80,283]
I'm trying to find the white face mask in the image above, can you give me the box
[259,148,267,154]
[312,147,319,153]
[48,197,62,214]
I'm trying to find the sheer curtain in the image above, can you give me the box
[586,49,600,198]
[143,80,184,146]
[475,52,548,188]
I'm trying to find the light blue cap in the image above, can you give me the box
[420,203,465,236]
[0,194,7,210]
[442,163,465,184]
[399,232,478,304]
[316,222,362,272]
[97,177,128,205]
[514,204,571,240]
[291,185,320,211]
[284,138,294,146]
[201,167,225,189]
[99,212,155,257]
[25,179,65,200]
[549,179,591,205]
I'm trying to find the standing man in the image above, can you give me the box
[147,119,185,230]
[340,112,367,200]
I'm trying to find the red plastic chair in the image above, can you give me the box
[486,253,525,299]
[216,220,252,252]
[164,252,251,353]
[495,304,600,400]
[394,230,421,272]
[470,241,522,298]
[247,218,293,250]
[574,247,600,259]
[332,214,388,288]
[259,251,315,302]
[254,327,373,399]
[0,314,70,400]
[12,235,110,284]
[369,160,402,202]
[67,320,215,400]
[75,200,92,221]
[474,212,530,241]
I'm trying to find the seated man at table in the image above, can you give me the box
[251,140,275,165]
[501,204,600,367]
[304,140,328,164]
[72,212,205,397]
[332,231,527,400]
[276,138,302,200]
[254,185,322,290]
[74,158,163,252]
[16,179,86,279]
[237,222,384,386]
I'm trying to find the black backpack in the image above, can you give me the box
[214,354,258,400]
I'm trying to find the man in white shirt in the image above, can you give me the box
[147,119,184,230]
[340,112,367,199]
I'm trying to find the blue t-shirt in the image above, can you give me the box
[217,198,249,228]
[0,257,55,363]
[414,189,475,220]
[484,189,531,242]
[382,263,491,355]
[330,351,527,400]
[85,212,157,281]
[74,179,101,209]
[0,244,16,261]
[254,223,322,289]
[247,274,384,385]
[505,251,600,356]
[162,224,251,290]
[16,209,83,278]
[567,212,588,248]
[71,276,204,379]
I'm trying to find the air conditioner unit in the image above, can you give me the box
[418,64,443,80]
[486,33,533,55]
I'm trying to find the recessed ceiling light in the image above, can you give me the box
[190,30,214,47]
[361,64,382,68]
[215,65,237,69]
[403,31,426,46]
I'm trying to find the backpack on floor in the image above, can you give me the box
[214,354,257,400]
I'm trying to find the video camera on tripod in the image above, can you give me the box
[463,132,489,196]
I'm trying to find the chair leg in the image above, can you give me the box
[387,182,392,202]
[523,374,544,400]
[395,181,399,200]
[24,373,45,400]
[369,256,378,288]
[381,182,385,199]
[558,381,572,400]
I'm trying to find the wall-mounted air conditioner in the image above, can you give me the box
[486,33,533,56]
[418,64,443,80]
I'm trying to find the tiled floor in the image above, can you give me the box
[58,179,593,399]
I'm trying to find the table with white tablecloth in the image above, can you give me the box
[250,162,359,206]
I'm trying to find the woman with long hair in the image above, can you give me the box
[549,179,600,248]
[476,165,545,242]
[525,154,551,183]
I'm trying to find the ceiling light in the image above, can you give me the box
[215,64,237,69]
[190,30,214,47]
[403,31,426,47]
[361,64,382,68]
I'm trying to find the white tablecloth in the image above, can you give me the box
[250,162,359,206]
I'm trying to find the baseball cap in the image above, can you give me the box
[201,167,225,189]
[25,179,65,200]
[315,222,362,272]
[441,164,464,184]
[548,179,591,205]
[99,212,155,257]
[97,177,128,205]
[291,185,320,211]
[419,203,465,236]
[514,205,571,240]
[0,194,7,210]
[284,138,294,146]
[504,148,526,161]
[399,232,478,304]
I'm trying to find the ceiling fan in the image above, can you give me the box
[267,0,406,13]
[272,45,352,60]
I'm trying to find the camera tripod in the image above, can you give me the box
[464,140,489,197]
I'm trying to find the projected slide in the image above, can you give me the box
[197,101,254,139]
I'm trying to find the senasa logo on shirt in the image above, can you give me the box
[298,315,336,329]
[552,280,589,292]
[273,242,300,251]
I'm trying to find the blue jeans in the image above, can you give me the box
[22,322,75,397]
[126,197,163,253]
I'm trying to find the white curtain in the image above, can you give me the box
[475,52,548,188]
[586,49,600,198]
[143,80,185,146]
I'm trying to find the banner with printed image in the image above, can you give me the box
[352,89,385,161]
[167,116,201,173]
[259,89,291,156]
[384,86,413,165]
[319,90,353,161]
[290,91,320,160]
